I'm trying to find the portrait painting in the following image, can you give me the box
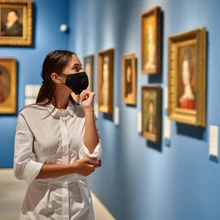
[177,45,196,110]
[98,48,114,113]
[142,86,161,142]
[122,53,136,105]
[141,6,162,74]
[0,58,17,114]
[168,28,206,126]
[0,0,32,46]
[84,55,94,92]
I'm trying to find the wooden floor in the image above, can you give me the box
[0,169,115,220]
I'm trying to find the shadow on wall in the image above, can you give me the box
[176,123,206,141]
[147,140,162,152]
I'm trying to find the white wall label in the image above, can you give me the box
[209,125,219,158]
[114,107,119,126]
[94,103,99,119]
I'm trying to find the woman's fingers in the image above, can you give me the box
[94,159,102,168]
[80,90,95,101]
[85,158,102,168]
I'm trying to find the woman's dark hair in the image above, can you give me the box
[36,50,77,106]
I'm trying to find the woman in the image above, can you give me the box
[179,47,196,110]
[14,50,102,220]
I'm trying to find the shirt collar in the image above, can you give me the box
[46,100,75,118]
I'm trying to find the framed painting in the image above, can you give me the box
[0,58,17,114]
[98,48,114,113]
[168,28,206,126]
[142,86,161,142]
[141,6,162,74]
[84,54,94,92]
[122,53,136,105]
[0,0,32,46]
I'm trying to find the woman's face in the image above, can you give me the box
[182,59,190,86]
[62,54,82,75]
[57,54,82,92]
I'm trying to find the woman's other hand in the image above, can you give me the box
[72,158,101,176]
[80,90,95,109]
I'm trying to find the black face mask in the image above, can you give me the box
[64,72,89,94]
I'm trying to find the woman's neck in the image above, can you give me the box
[180,84,195,101]
[52,88,70,109]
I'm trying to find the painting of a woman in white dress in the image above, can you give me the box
[178,46,196,110]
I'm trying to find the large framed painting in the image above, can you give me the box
[122,53,136,105]
[168,28,206,127]
[141,6,162,74]
[142,86,161,142]
[0,0,32,46]
[0,58,17,114]
[84,54,94,92]
[98,48,114,113]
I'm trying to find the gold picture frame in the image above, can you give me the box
[98,48,114,113]
[0,58,17,114]
[141,6,162,74]
[84,54,94,92]
[122,53,136,105]
[168,28,206,126]
[0,0,32,46]
[142,85,161,142]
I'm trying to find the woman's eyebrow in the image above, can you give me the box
[72,63,82,68]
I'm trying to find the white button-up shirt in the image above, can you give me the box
[14,101,102,220]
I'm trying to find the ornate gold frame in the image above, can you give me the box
[0,0,32,46]
[168,28,206,126]
[122,53,136,105]
[98,48,114,113]
[0,58,17,114]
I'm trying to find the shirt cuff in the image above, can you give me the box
[22,160,44,184]
[79,139,102,159]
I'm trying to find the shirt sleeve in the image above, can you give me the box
[79,112,102,159]
[79,139,102,159]
[13,113,43,184]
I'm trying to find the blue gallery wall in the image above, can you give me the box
[69,0,220,220]
[0,0,69,167]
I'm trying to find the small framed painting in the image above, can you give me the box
[98,48,114,114]
[142,86,161,142]
[141,6,162,74]
[122,53,136,105]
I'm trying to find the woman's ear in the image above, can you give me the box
[51,72,62,84]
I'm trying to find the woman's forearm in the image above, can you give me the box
[83,108,99,154]
[36,163,75,179]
